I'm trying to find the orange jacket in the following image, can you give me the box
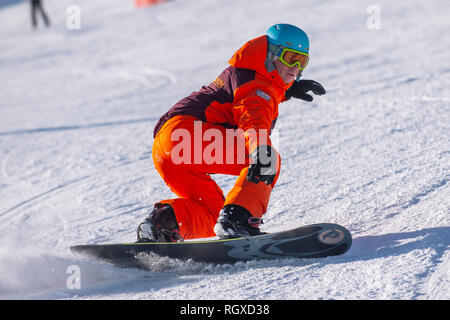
[154,35,291,153]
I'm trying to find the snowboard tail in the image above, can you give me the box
[71,223,352,268]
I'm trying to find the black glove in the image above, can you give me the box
[247,145,278,185]
[285,79,326,102]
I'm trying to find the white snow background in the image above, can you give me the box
[0,0,449,300]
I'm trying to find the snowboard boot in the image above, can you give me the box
[214,204,265,239]
[136,203,183,242]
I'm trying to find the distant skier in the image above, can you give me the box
[137,24,326,242]
[30,0,50,29]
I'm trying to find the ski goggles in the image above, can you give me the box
[268,43,309,70]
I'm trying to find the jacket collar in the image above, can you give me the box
[228,35,292,92]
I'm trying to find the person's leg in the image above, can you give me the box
[152,159,226,239]
[223,152,281,219]
[37,1,50,26]
[31,1,38,28]
[213,156,281,238]
[152,116,229,239]
[152,115,281,238]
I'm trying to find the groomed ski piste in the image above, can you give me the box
[0,0,448,300]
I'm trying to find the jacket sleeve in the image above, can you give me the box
[231,84,277,153]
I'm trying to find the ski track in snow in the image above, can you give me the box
[0,0,449,299]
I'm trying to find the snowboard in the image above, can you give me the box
[70,223,351,268]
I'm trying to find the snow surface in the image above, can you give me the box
[0,0,449,300]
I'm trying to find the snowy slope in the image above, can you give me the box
[0,0,449,300]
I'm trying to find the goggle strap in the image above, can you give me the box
[268,42,283,58]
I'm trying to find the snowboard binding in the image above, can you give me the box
[136,204,183,243]
[214,204,265,239]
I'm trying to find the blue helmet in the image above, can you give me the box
[265,23,309,55]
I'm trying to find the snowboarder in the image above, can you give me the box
[30,0,50,29]
[137,24,326,242]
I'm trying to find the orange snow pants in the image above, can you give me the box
[152,115,281,239]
